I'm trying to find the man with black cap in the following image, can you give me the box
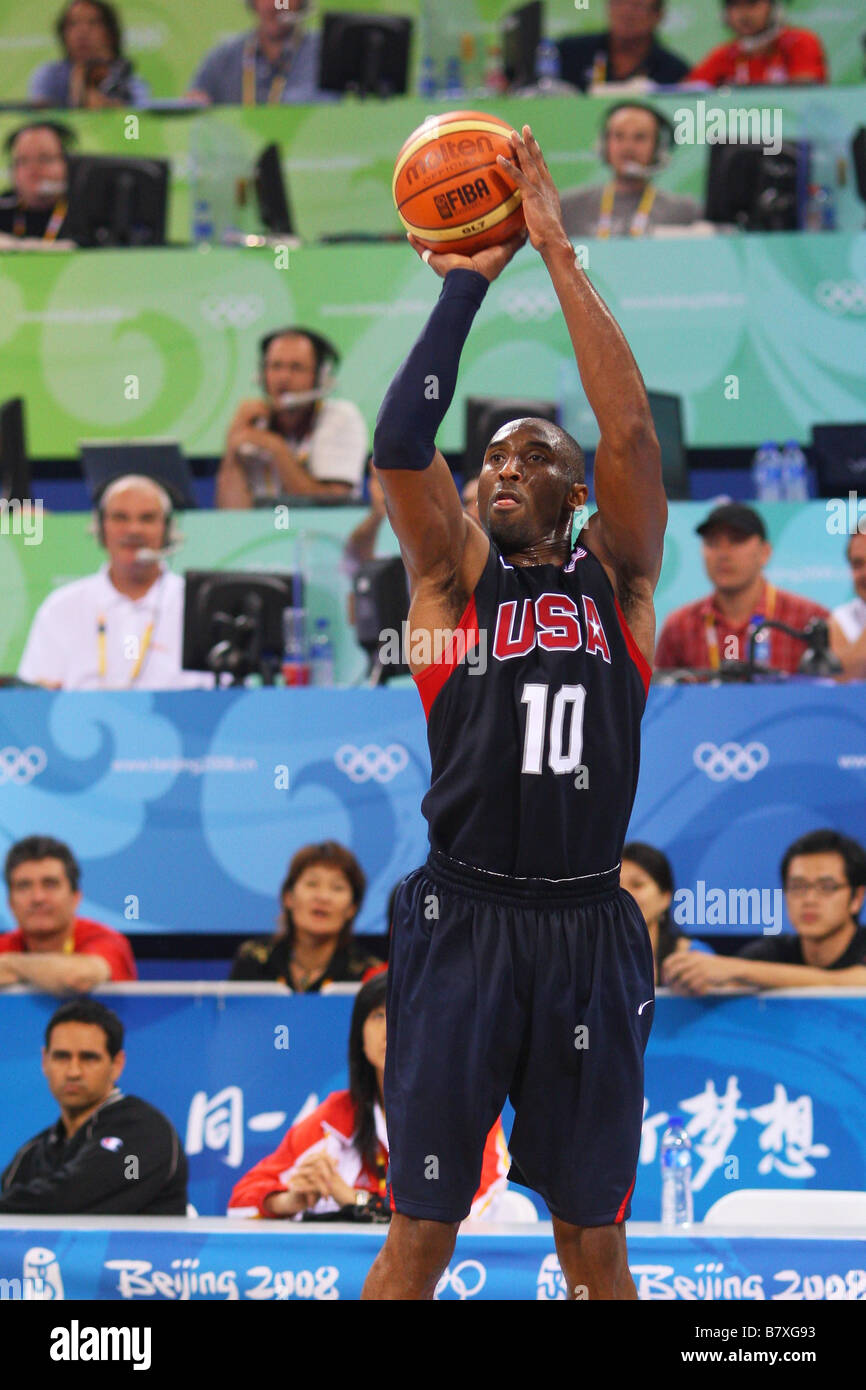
[655,502,828,673]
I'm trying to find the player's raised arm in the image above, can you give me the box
[372,234,524,598]
[499,127,667,601]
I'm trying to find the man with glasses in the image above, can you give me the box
[557,0,690,94]
[0,123,74,242]
[664,830,866,994]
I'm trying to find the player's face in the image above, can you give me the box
[784,852,863,942]
[284,864,356,941]
[725,0,774,39]
[362,1003,387,1074]
[621,860,672,928]
[701,527,769,594]
[607,0,661,43]
[848,533,866,602]
[264,335,318,405]
[11,128,66,208]
[8,857,81,946]
[102,485,167,570]
[477,420,581,552]
[605,110,659,177]
[42,1022,124,1116]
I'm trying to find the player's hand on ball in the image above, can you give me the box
[407,230,527,283]
[498,126,568,256]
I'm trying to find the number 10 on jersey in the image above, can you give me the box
[520,683,586,775]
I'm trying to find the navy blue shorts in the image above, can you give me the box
[385,850,655,1227]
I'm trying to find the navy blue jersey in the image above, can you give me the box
[415,537,650,880]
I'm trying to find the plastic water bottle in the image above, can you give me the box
[418,54,437,98]
[192,197,214,245]
[281,607,310,687]
[750,615,771,668]
[780,440,810,501]
[660,1116,693,1227]
[309,617,335,687]
[443,54,463,98]
[751,442,783,502]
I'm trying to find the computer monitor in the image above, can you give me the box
[80,440,197,510]
[0,397,30,503]
[254,143,296,238]
[810,423,866,498]
[319,13,412,97]
[503,1,543,90]
[705,141,806,231]
[852,127,866,209]
[464,396,558,477]
[64,154,168,247]
[352,556,410,684]
[182,570,302,685]
[646,391,689,500]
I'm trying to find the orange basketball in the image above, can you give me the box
[392,110,524,257]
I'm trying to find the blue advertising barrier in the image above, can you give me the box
[1,990,865,1223]
[1,1217,864,1301]
[0,684,865,938]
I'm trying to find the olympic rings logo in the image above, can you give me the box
[0,746,47,785]
[199,294,266,329]
[815,281,866,316]
[433,1260,487,1300]
[693,741,769,782]
[334,744,409,784]
[502,290,558,322]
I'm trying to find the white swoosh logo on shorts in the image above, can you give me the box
[638,999,654,1016]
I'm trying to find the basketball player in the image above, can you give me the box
[361,126,666,1301]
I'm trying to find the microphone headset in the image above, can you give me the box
[92,474,182,562]
[258,326,340,410]
[245,0,313,24]
[596,103,675,177]
[722,0,783,54]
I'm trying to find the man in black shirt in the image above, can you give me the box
[0,123,75,242]
[558,0,690,92]
[0,999,187,1214]
[664,829,866,994]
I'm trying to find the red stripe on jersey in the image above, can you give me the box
[413,595,480,720]
[614,1171,636,1224]
[614,597,652,698]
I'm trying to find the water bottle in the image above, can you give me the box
[192,197,214,245]
[443,54,463,98]
[660,1116,693,1227]
[309,617,335,687]
[750,442,782,502]
[418,54,437,98]
[750,614,771,668]
[780,440,810,501]
[535,38,561,88]
[281,607,310,686]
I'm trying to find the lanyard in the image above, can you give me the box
[13,198,67,241]
[591,52,607,87]
[597,182,656,240]
[97,576,163,686]
[705,584,777,668]
[242,35,295,105]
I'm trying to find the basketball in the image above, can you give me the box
[392,110,525,257]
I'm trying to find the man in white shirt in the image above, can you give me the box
[18,475,212,691]
[216,327,368,508]
[830,531,866,678]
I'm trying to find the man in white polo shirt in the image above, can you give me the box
[18,474,212,691]
[830,531,866,678]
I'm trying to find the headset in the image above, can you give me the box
[93,474,179,560]
[244,0,313,22]
[721,0,783,53]
[258,326,340,408]
[596,103,675,175]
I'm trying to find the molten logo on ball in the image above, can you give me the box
[404,135,496,186]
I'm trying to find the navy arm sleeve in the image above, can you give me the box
[373,268,489,471]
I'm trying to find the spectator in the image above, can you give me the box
[0,123,75,243]
[28,0,151,108]
[230,840,382,989]
[0,835,136,993]
[188,0,333,106]
[216,328,367,507]
[560,103,702,240]
[687,0,827,87]
[664,830,866,994]
[830,531,866,678]
[621,841,712,986]
[654,502,829,673]
[0,1000,187,1214]
[18,474,212,691]
[343,459,388,581]
[228,972,508,1219]
[557,0,690,93]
